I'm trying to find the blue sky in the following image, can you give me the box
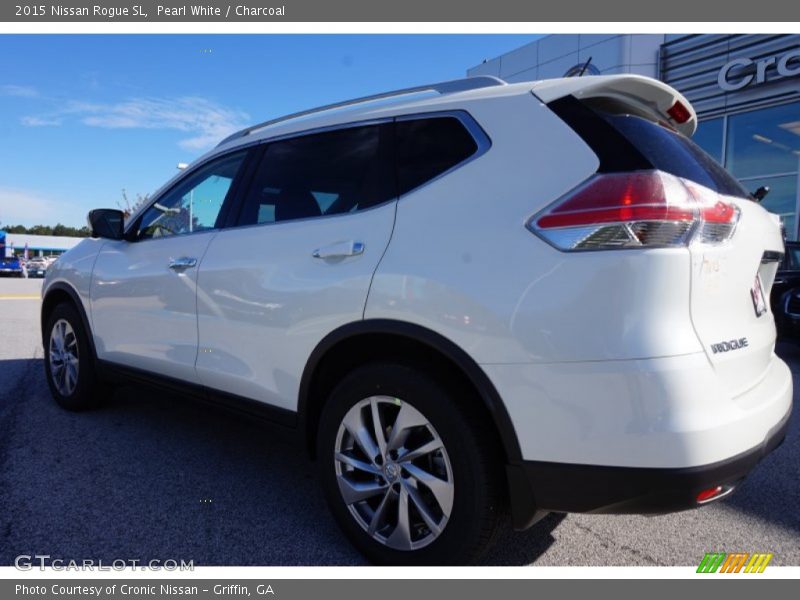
[0,34,540,228]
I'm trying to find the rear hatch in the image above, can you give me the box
[538,76,785,397]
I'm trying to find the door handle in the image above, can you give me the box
[168,256,198,271]
[312,241,365,259]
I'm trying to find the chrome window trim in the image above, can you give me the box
[245,116,395,147]
[129,110,491,236]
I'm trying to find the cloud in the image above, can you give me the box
[0,84,38,98]
[0,187,85,228]
[20,116,62,127]
[21,96,250,151]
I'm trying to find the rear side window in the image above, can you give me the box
[396,116,480,196]
[237,123,395,225]
[549,96,750,199]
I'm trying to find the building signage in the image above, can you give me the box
[718,48,800,91]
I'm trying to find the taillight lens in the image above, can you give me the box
[529,170,739,251]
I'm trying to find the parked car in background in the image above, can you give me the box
[771,240,800,340]
[0,256,23,277]
[26,257,48,278]
[41,74,793,565]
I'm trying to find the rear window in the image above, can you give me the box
[549,96,750,199]
[604,113,749,198]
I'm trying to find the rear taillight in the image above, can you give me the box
[528,170,739,251]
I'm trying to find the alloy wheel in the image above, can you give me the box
[334,396,454,551]
[49,318,79,396]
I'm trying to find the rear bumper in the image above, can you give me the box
[507,400,791,529]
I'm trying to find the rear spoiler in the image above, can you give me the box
[531,74,697,137]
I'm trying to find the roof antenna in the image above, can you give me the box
[578,56,593,77]
[752,185,770,203]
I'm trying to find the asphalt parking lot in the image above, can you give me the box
[0,277,798,566]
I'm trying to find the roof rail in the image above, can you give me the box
[216,75,507,147]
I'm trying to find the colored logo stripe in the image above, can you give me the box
[697,553,773,573]
[697,553,726,573]
[745,553,773,573]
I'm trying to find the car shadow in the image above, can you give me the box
[1,363,567,567]
[480,513,566,565]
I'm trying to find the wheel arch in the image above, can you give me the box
[41,282,97,359]
[298,319,523,464]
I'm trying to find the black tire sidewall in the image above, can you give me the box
[318,362,500,565]
[43,303,101,410]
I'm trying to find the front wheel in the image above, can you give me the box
[317,362,503,565]
[44,302,110,410]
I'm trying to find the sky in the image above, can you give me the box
[0,34,540,228]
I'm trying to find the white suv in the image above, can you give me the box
[41,74,793,565]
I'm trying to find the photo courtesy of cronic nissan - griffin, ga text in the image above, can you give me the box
[40,74,793,565]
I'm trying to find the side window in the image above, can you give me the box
[136,150,248,240]
[237,124,395,226]
[396,116,480,196]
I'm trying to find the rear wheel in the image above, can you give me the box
[318,362,503,565]
[44,302,110,410]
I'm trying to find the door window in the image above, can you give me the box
[136,150,248,240]
[237,124,395,226]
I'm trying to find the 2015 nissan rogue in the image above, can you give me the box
[41,74,793,565]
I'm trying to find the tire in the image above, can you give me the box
[43,302,110,411]
[317,362,503,565]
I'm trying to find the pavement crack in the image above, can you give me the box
[571,521,666,566]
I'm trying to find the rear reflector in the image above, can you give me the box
[696,485,737,504]
[696,486,724,503]
[529,170,739,251]
[667,100,692,124]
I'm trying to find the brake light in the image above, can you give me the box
[529,170,739,251]
[667,100,692,124]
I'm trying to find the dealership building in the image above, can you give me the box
[469,34,800,238]
[0,231,82,258]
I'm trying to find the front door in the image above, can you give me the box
[90,149,250,382]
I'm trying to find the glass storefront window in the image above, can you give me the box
[692,117,724,164]
[725,102,800,179]
[742,174,798,240]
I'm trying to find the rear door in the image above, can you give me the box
[195,122,397,410]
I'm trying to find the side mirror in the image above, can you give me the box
[87,209,125,240]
